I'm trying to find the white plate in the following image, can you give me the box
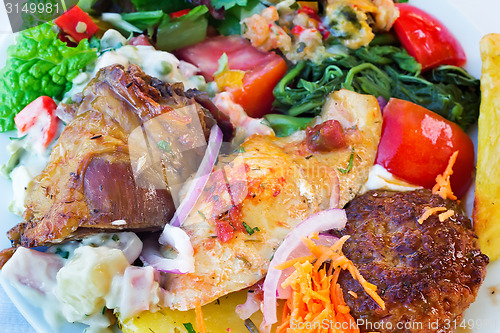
[1,1,500,332]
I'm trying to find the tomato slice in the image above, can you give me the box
[55,5,99,43]
[176,36,287,118]
[375,98,474,198]
[14,96,59,148]
[393,3,466,71]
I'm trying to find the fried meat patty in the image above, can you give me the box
[337,190,488,333]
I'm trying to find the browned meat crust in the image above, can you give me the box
[7,64,222,248]
[0,247,16,269]
[337,190,488,333]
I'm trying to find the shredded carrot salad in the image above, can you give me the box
[432,150,459,201]
[276,234,385,333]
[195,304,206,333]
[417,206,447,224]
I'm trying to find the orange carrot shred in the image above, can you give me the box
[432,151,459,200]
[276,233,385,332]
[195,304,206,333]
[438,209,455,222]
[417,206,447,224]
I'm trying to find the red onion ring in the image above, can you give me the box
[260,209,347,333]
[377,96,388,112]
[166,125,223,230]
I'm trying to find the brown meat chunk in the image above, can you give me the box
[338,189,488,333]
[8,64,220,248]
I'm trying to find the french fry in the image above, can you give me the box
[473,33,500,261]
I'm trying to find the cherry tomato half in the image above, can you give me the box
[375,98,474,198]
[393,3,466,71]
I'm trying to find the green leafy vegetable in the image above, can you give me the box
[130,0,192,12]
[0,23,97,132]
[214,53,229,76]
[121,10,164,30]
[211,0,247,9]
[210,0,264,35]
[156,5,209,51]
[273,45,480,130]
[264,114,313,137]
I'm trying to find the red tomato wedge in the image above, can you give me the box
[14,96,59,148]
[176,35,287,118]
[55,5,99,43]
[393,3,466,71]
[375,98,474,198]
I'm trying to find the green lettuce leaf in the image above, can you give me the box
[0,23,97,132]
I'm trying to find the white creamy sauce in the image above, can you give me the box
[6,121,60,215]
[1,233,160,332]
[65,29,208,100]
[1,247,66,329]
[361,164,422,193]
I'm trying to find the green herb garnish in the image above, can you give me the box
[157,140,174,157]
[198,210,207,220]
[337,147,355,174]
[55,247,70,259]
[243,222,260,235]
[182,323,196,333]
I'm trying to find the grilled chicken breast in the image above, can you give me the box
[7,65,225,248]
[163,89,382,310]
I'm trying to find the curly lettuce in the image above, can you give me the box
[0,23,97,132]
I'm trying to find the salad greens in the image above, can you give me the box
[129,0,247,16]
[264,114,313,137]
[0,23,97,132]
[273,45,480,131]
[156,5,209,51]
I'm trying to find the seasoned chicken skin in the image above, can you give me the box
[163,89,382,310]
[7,65,223,248]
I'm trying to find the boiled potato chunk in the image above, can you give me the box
[474,33,500,262]
[120,290,266,333]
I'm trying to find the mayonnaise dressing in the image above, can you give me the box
[2,232,161,332]
[6,120,63,215]
[65,29,210,101]
[361,164,422,193]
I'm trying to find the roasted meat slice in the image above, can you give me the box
[8,64,225,248]
[338,190,489,332]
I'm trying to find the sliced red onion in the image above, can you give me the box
[140,225,195,274]
[377,96,388,112]
[276,233,339,300]
[166,125,223,230]
[329,170,340,209]
[260,209,347,333]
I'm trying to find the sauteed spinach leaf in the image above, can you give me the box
[273,45,480,130]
